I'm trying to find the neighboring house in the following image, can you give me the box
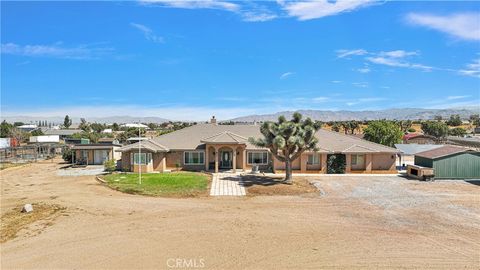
[395,144,444,167]
[42,128,82,139]
[117,117,399,174]
[17,124,38,132]
[71,143,122,165]
[29,135,60,143]
[120,123,149,129]
[126,137,149,144]
[414,145,480,179]
[447,136,480,150]
[98,138,120,145]
[102,129,113,134]
[64,138,90,145]
[403,133,437,144]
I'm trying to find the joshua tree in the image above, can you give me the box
[249,112,321,183]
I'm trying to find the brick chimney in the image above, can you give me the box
[210,116,217,124]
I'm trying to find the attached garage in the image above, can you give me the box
[414,146,480,179]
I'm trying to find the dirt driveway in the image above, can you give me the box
[1,160,479,269]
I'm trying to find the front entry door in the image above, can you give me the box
[220,151,232,168]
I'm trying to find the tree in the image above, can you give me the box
[449,127,466,137]
[249,112,321,182]
[470,114,480,126]
[63,115,72,128]
[421,121,449,142]
[434,115,443,122]
[90,122,105,133]
[13,122,24,127]
[398,120,412,133]
[331,122,341,132]
[0,120,13,137]
[30,129,44,136]
[79,118,90,132]
[112,123,119,131]
[363,120,403,147]
[446,114,462,127]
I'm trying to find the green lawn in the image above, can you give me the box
[103,172,210,197]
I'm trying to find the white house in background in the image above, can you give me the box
[120,123,149,129]
[29,135,60,143]
[17,124,38,132]
[103,128,113,133]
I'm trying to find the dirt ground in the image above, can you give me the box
[1,159,479,269]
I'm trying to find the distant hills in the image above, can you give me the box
[2,107,479,125]
[229,108,480,122]
[0,116,170,125]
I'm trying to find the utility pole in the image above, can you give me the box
[138,122,142,185]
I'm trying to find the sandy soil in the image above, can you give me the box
[1,159,479,269]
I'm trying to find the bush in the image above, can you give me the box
[62,148,74,162]
[104,159,116,172]
[407,128,416,133]
[327,154,346,174]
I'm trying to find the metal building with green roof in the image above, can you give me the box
[414,145,480,179]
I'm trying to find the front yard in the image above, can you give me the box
[103,172,210,197]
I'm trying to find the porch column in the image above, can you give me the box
[345,154,351,173]
[321,153,327,174]
[214,146,219,173]
[205,146,209,171]
[365,154,372,172]
[300,153,307,173]
[160,153,166,172]
[232,147,237,173]
[242,148,247,171]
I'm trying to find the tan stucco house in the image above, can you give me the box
[117,117,399,174]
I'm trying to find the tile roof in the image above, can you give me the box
[415,145,473,159]
[200,131,248,144]
[148,123,399,153]
[117,140,168,152]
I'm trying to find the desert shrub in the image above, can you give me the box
[407,128,416,133]
[62,148,74,162]
[104,159,116,172]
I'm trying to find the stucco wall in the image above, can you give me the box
[372,153,396,170]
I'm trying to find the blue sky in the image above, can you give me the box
[1,0,479,120]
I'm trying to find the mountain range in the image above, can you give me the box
[229,108,479,122]
[2,108,479,124]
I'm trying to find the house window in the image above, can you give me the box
[351,154,364,166]
[184,151,205,165]
[132,153,152,165]
[307,154,319,165]
[247,151,268,165]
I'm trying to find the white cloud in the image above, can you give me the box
[130,23,164,43]
[379,50,418,58]
[331,80,342,83]
[406,13,480,41]
[0,42,113,60]
[336,49,368,58]
[140,0,239,12]
[459,58,480,78]
[447,95,470,100]
[280,0,374,21]
[242,11,277,22]
[352,82,368,88]
[280,71,295,79]
[357,67,371,73]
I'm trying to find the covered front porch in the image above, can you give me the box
[201,131,249,173]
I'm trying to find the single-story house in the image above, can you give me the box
[117,117,399,174]
[71,143,122,165]
[42,128,82,139]
[403,133,437,144]
[414,145,480,179]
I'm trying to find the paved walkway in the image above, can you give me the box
[210,173,246,196]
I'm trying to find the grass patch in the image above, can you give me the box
[0,163,27,170]
[242,175,317,196]
[1,203,65,243]
[103,172,210,197]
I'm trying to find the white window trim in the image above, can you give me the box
[184,151,205,165]
[132,152,152,165]
[307,154,320,165]
[247,151,269,165]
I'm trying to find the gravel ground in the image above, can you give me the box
[1,160,479,269]
[56,165,106,176]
